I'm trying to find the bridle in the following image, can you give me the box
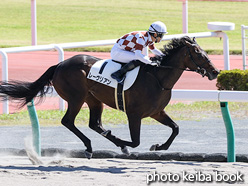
[147,44,212,91]
[186,45,209,77]
[157,44,210,77]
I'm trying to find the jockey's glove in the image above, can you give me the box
[150,55,163,61]
[150,60,161,66]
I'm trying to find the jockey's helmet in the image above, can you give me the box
[148,21,167,42]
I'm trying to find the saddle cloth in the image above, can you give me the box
[87,59,140,91]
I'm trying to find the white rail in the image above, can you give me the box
[48,88,248,102]
[242,25,248,70]
[172,90,248,102]
[0,31,231,113]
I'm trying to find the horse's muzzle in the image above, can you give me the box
[207,69,219,80]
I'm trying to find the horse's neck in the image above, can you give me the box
[158,53,186,90]
[158,67,184,90]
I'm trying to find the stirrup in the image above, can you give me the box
[111,73,126,84]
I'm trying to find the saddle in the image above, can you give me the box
[87,59,140,112]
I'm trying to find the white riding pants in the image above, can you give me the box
[111,43,149,64]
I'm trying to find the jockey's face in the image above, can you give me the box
[151,33,163,43]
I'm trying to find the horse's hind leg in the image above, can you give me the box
[86,94,132,154]
[61,101,93,159]
[53,62,93,159]
[61,100,93,159]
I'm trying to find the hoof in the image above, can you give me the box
[150,144,159,151]
[101,130,111,137]
[121,146,130,156]
[84,150,93,159]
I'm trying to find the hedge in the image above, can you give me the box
[216,69,248,91]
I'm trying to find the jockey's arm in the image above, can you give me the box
[134,50,159,66]
[151,48,164,57]
[134,50,152,64]
[133,35,159,66]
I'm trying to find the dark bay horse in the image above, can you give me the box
[0,36,219,159]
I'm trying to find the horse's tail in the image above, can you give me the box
[0,64,58,107]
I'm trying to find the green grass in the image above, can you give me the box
[0,0,248,53]
[1,101,247,126]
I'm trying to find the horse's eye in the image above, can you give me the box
[194,47,201,53]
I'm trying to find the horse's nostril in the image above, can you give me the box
[213,70,219,74]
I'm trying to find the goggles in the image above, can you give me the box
[157,33,165,38]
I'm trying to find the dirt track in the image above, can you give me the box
[0,156,247,186]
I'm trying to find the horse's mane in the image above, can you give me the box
[160,36,195,66]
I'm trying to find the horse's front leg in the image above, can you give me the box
[150,110,179,151]
[87,95,141,154]
[102,115,142,153]
[90,112,141,154]
[87,102,127,154]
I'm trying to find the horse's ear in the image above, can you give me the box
[193,37,198,45]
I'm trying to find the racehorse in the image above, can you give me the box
[0,36,219,159]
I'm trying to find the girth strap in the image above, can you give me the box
[114,82,126,112]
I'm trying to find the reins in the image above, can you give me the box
[147,72,171,91]
[186,46,208,77]
[147,44,209,91]
[157,45,208,76]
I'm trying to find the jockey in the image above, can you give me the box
[111,21,168,83]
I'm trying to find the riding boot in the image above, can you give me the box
[111,60,142,83]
